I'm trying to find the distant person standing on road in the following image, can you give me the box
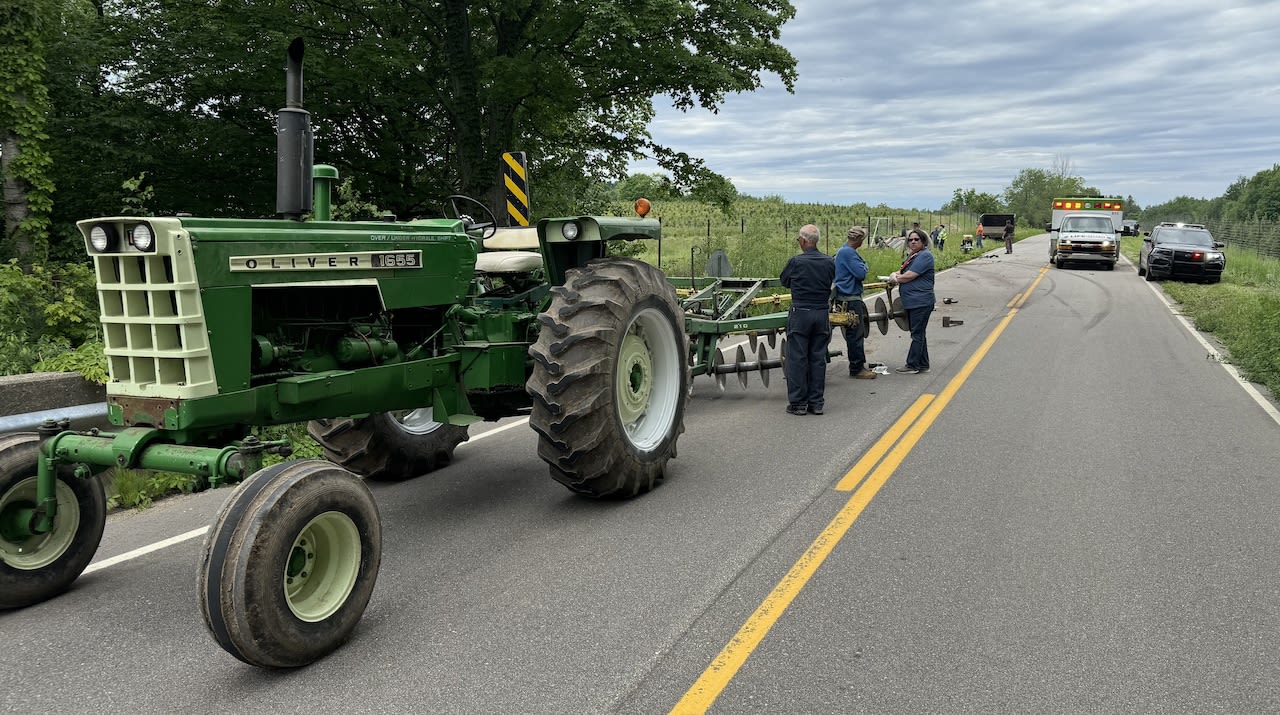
[781,224,836,415]
[1003,220,1015,254]
[889,228,935,374]
[835,226,875,380]
[974,222,985,250]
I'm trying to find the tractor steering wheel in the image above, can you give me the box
[445,195,499,241]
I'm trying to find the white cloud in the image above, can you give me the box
[631,0,1280,208]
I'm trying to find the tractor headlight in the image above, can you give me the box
[89,224,119,253]
[561,221,580,241]
[129,223,155,252]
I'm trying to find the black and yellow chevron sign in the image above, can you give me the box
[502,152,529,226]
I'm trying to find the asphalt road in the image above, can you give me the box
[3,235,1278,714]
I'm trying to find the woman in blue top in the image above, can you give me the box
[888,228,935,374]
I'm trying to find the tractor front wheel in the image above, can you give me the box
[198,460,381,668]
[527,258,689,498]
[0,433,106,609]
[308,409,469,481]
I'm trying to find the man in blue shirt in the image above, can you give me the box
[835,226,875,380]
[780,224,835,415]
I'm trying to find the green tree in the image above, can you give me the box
[615,173,683,202]
[95,0,797,230]
[1002,166,1089,228]
[942,187,1003,216]
[0,0,58,268]
[1222,164,1280,221]
[1139,195,1214,224]
[42,0,201,261]
[687,170,739,214]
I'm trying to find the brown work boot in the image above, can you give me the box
[852,368,877,380]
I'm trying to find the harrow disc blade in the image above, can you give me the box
[758,343,771,389]
[735,345,748,389]
[748,332,758,352]
[768,330,777,350]
[873,297,890,335]
[713,348,726,392]
[892,297,909,331]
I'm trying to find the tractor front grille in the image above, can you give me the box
[84,218,218,399]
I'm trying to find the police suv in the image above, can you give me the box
[1138,222,1225,283]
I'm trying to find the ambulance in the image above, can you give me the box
[1046,197,1124,269]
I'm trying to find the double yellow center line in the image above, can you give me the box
[671,267,1049,713]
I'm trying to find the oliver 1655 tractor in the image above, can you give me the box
[0,39,688,668]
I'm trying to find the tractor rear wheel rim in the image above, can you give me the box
[616,307,681,451]
[284,511,361,622]
[392,407,444,436]
[0,477,79,570]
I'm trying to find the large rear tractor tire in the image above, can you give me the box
[199,460,381,668]
[0,433,106,609]
[307,409,469,481]
[527,258,689,498]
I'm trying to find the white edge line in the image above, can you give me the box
[84,416,533,573]
[1141,277,1280,427]
[84,526,209,573]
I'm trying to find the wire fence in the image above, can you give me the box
[1198,219,1280,258]
[655,213,1280,260]
[643,211,999,281]
[653,212,982,240]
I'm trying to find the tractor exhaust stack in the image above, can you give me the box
[276,37,313,220]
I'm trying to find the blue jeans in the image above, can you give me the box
[905,303,932,370]
[841,298,868,373]
[785,307,831,409]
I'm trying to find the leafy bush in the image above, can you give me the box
[106,469,199,511]
[257,422,324,464]
[34,339,108,383]
[0,260,100,376]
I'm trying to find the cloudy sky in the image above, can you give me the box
[629,0,1280,210]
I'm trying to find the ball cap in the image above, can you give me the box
[846,226,867,241]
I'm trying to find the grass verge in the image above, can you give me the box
[1121,237,1280,401]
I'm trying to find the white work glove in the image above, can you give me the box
[888,272,900,284]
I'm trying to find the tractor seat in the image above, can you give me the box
[484,226,540,251]
[475,250,543,274]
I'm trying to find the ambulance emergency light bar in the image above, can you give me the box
[1053,198,1124,211]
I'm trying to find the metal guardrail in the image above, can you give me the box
[0,403,110,434]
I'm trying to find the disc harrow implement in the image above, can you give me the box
[672,276,908,390]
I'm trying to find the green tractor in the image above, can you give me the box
[0,39,688,667]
